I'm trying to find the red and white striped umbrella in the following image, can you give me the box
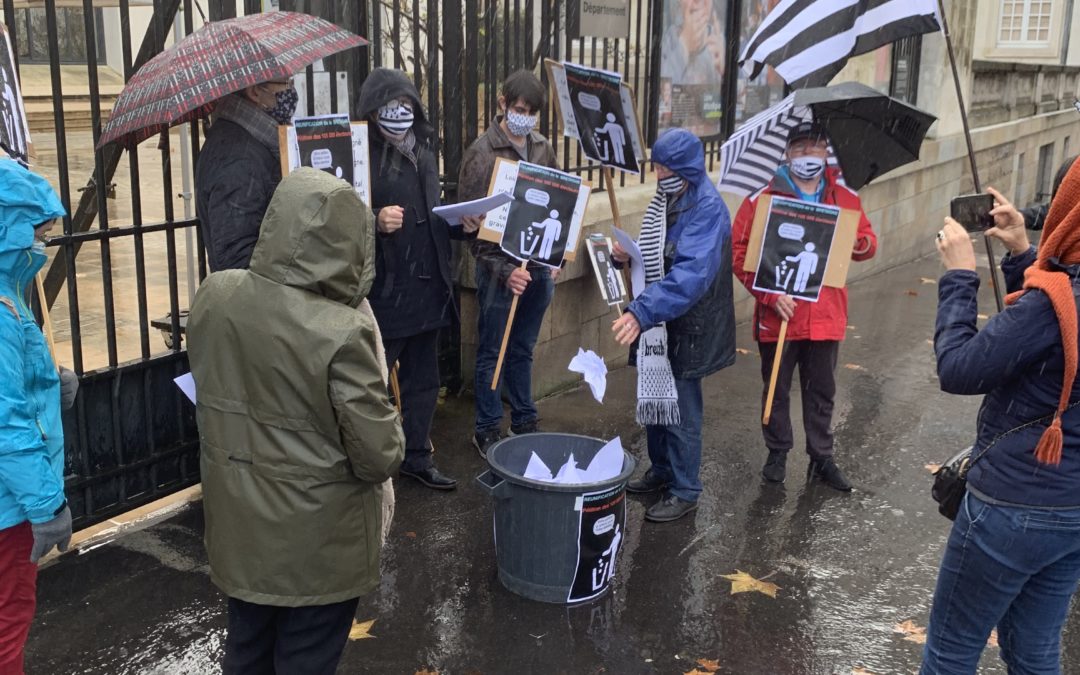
[98,11,366,150]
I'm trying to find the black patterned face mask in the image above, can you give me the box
[266,86,299,125]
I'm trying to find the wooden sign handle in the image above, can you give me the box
[761,319,789,425]
[389,363,403,415]
[491,260,529,391]
[34,272,59,372]
[602,166,634,300]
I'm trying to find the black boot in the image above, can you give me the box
[761,449,789,483]
[807,457,851,492]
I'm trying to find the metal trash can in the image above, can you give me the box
[476,433,636,604]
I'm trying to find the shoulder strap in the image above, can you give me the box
[970,398,1080,467]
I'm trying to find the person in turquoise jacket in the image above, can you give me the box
[0,156,72,675]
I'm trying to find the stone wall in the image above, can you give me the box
[457,108,1080,398]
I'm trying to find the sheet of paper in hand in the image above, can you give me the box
[478,159,591,266]
[751,196,846,302]
[586,234,627,306]
[547,59,644,175]
[280,116,372,206]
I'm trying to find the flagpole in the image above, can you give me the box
[937,0,1005,312]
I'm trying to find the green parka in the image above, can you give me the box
[187,167,404,607]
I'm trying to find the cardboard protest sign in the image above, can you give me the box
[546,59,645,174]
[742,194,860,292]
[0,24,30,164]
[478,158,591,265]
[586,234,627,306]
[567,485,625,603]
[749,196,859,302]
[279,117,372,206]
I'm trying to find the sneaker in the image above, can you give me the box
[644,495,699,523]
[508,420,539,436]
[807,457,852,492]
[473,429,501,460]
[626,469,669,494]
[761,449,789,483]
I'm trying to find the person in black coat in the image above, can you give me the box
[356,68,459,490]
[196,78,299,271]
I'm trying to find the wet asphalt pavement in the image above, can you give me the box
[25,253,1080,674]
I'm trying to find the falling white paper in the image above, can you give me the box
[174,372,196,404]
[611,226,645,299]
[523,452,554,481]
[568,348,608,403]
[581,437,624,483]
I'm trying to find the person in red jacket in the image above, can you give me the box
[731,121,877,491]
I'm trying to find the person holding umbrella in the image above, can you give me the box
[195,76,298,272]
[731,121,878,491]
[354,68,459,490]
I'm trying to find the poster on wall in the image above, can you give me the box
[567,485,626,603]
[478,158,592,265]
[735,0,785,125]
[280,117,372,206]
[0,23,31,164]
[546,59,645,173]
[658,0,727,138]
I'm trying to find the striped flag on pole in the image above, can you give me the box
[740,0,941,88]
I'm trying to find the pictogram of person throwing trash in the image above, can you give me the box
[521,209,563,263]
[776,241,820,294]
[594,113,626,166]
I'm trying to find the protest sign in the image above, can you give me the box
[586,234,627,306]
[280,116,372,206]
[742,195,860,296]
[478,158,591,265]
[0,24,31,164]
[546,59,644,174]
[567,484,626,603]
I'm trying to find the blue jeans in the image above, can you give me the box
[921,491,1080,674]
[644,377,703,503]
[474,263,554,432]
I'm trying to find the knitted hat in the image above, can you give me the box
[1005,158,1080,465]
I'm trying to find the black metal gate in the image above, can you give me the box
[4,0,739,529]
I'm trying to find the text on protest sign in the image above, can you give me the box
[279,116,372,206]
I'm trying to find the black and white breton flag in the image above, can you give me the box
[740,0,941,88]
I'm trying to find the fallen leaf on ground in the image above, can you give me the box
[736,348,752,355]
[415,669,438,675]
[926,339,935,346]
[988,629,999,648]
[894,619,927,644]
[696,659,720,672]
[977,313,989,320]
[852,668,877,675]
[920,277,937,284]
[404,531,417,538]
[905,290,919,296]
[720,570,780,598]
[684,670,713,675]
[349,619,376,640]
[847,325,856,330]
[925,463,941,473]
[843,363,866,371]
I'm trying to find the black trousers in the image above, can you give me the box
[384,328,441,471]
[222,596,359,675]
[758,340,840,459]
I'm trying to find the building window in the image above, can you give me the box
[1036,142,1055,201]
[890,36,921,105]
[998,0,1053,44]
[15,8,106,64]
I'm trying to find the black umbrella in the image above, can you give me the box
[719,81,936,196]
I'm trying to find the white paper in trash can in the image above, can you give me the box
[524,452,554,481]
[520,437,624,485]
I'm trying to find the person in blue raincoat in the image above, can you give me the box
[611,128,736,523]
[0,157,75,673]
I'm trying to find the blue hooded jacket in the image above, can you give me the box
[0,158,67,529]
[626,129,736,379]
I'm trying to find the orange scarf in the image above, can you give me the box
[1005,160,1080,465]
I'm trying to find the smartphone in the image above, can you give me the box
[950,194,995,233]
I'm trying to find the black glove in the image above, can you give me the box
[30,504,72,563]
[58,366,79,410]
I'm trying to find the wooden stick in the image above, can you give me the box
[762,319,789,426]
[491,260,528,390]
[34,272,59,372]
[389,363,403,415]
[603,165,634,299]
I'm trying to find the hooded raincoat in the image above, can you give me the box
[625,129,736,379]
[187,168,404,606]
[0,158,67,531]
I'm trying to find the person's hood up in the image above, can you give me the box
[248,167,375,306]
[0,158,65,256]
[355,68,433,141]
[651,128,707,187]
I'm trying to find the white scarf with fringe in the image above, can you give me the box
[635,190,680,426]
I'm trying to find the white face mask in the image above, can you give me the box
[790,156,825,181]
[505,110,538,137]
[658,174,687,195]
[377,101,414,138]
